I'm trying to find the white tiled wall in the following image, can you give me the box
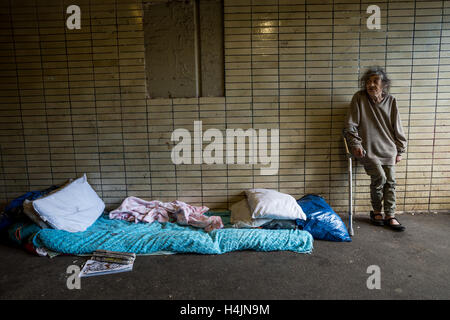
[0,0,449,214]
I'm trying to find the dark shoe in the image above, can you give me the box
[384,217,406,232]
[370,211,384,226]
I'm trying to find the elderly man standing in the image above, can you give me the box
[344,66,407,231]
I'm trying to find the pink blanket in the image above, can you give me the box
[109,196,223,232]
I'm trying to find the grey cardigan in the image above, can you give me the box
[343,90,407,165]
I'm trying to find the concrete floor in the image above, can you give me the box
[0,212,449,300]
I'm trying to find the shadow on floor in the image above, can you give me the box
[0,212,449,300]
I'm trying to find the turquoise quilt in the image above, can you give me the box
[32,214,313,255]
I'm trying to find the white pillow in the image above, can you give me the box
[230,199,272,228]
[32,174,105,232]
[245,188,306,221]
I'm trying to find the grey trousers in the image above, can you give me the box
[363,163,396,217]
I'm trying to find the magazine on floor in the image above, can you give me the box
[79,250,136,277]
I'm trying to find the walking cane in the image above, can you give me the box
[343,137,354,236]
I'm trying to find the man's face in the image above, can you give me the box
[366,75,384,97]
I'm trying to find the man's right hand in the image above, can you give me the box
[352,147,365,158]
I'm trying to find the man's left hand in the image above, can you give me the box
[395,155,402,164]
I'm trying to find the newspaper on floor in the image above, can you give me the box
[79,250,136,277]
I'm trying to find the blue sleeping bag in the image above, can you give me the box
[0,185,60,235]
[32,214,313,255]
[296,194,351,242]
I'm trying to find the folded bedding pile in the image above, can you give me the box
[32,214,313,255]
[230,188,307,229]
[230,189,351,242]
[0,184,62,255]
[1,173,351,257]
[109,196,223,232]
[0,174,314,256]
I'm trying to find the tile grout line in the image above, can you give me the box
[428,0,444,213]
[9,0,31,199]
[36,0,54,188]
[89,0,103,199]
[115,0,128,200]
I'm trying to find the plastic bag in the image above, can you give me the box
[296,194,351,242]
